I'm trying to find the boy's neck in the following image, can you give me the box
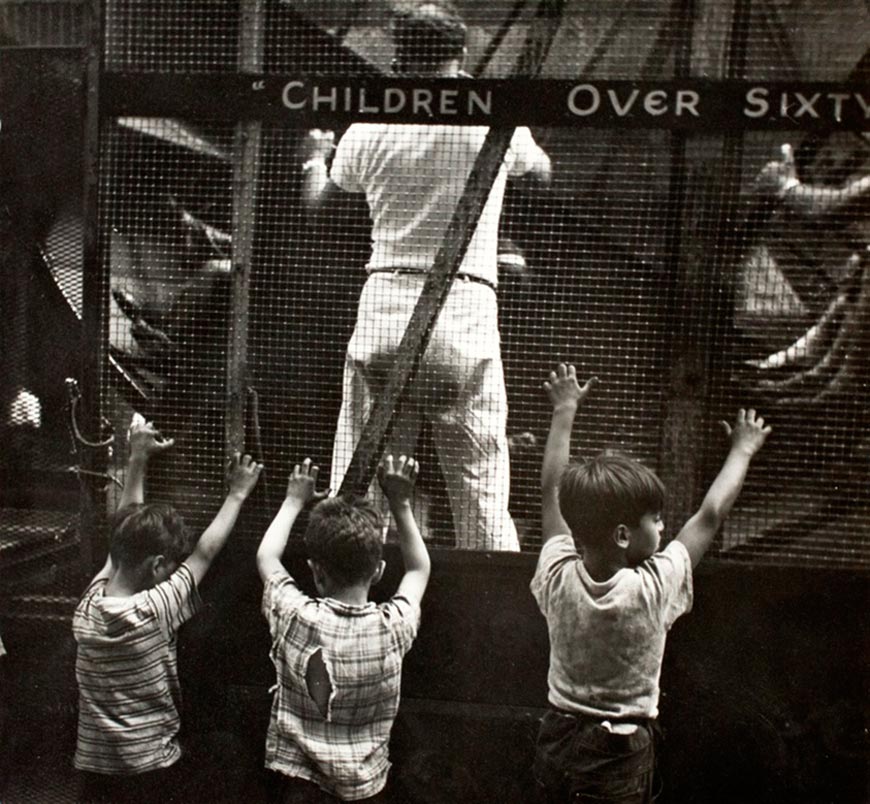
[104,566,148,597]
[325,585,371,606]
[581,549,627,583]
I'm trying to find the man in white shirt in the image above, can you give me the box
[302,2,550,551]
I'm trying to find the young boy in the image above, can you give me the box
[531,364,771,803]
[257,455,430,803]
[73,416,262,802]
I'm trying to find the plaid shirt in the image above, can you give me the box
[262,569,420,801]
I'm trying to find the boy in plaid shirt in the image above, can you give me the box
[257,455,430,803]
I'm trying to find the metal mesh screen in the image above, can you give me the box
[101,119,236,529]
[0,46,85,633]
[96,0,868,568]
[0,0,83,46]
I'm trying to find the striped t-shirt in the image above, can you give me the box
[263,570,420,801]
[73,563,202,775]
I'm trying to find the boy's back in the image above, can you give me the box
[73,566,201,774]
[257,456,430,801]
[263,570,419,796]
[532,364,769,803]
[72,418,261,800]
[531,535,692,720]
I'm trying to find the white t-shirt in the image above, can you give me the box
[330,123,546,284]
[531,536,693,720]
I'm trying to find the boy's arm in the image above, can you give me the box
[256,459,327,583]
[185,453,263,585]
[541,365,597,543]
[378,455,430,607]
[92,417,174,583]
[118,416,174,509]
[676,409,771,568]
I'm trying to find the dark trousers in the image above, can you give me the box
[77,758,192,804]
[533,709,660,803]
[276,773,393,804]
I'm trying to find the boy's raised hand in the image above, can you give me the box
[544,364,598,412]
[677,408,772,568]
[720,408,771,458]
[377,454,419,507]
[128,415,174,459]
[226,452,264,500]
[284,458,327,506]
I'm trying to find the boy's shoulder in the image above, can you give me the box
[377,593,421,626]
[533,533,580,572]
[262,568,314,618]
[636,540,692,578]
[533,538,691,607]
[628,540,694,621]
[310,595,420,646]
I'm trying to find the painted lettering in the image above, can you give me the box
[440,88,458,114]
[607,88,639,116]
[383,87,405,113]
[312,85,337,111]
[675,90,700,116]
[468,89,492,116]
[827,92,849,122]
[567,84,600,116]
[643,89,668,116]
[793,92,820,118]
[358,87,380,113]
[744,87,769,118]
[281,80,306,110]
[412,88,433,116]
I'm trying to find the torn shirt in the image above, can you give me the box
[262,569,420,801]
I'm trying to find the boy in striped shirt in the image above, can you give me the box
[257,455,430,802]
[73,417,262,802]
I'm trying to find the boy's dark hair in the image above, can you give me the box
[390,2,467,74]
[304,496,384,586]
[558,451,665,548]
[109,503,191,568]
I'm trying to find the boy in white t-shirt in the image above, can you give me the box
[531,364,770,803]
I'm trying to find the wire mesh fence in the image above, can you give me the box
[0,0,83,46]
[98,0,869,567]
[0,43,86,614]
[1,0,868,573]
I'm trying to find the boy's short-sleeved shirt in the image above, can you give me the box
[73,563,202,775]
[330,123,546,284]
[262,569,420,801]
[531,536,693,720]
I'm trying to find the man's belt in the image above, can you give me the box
[369,268,497,293]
